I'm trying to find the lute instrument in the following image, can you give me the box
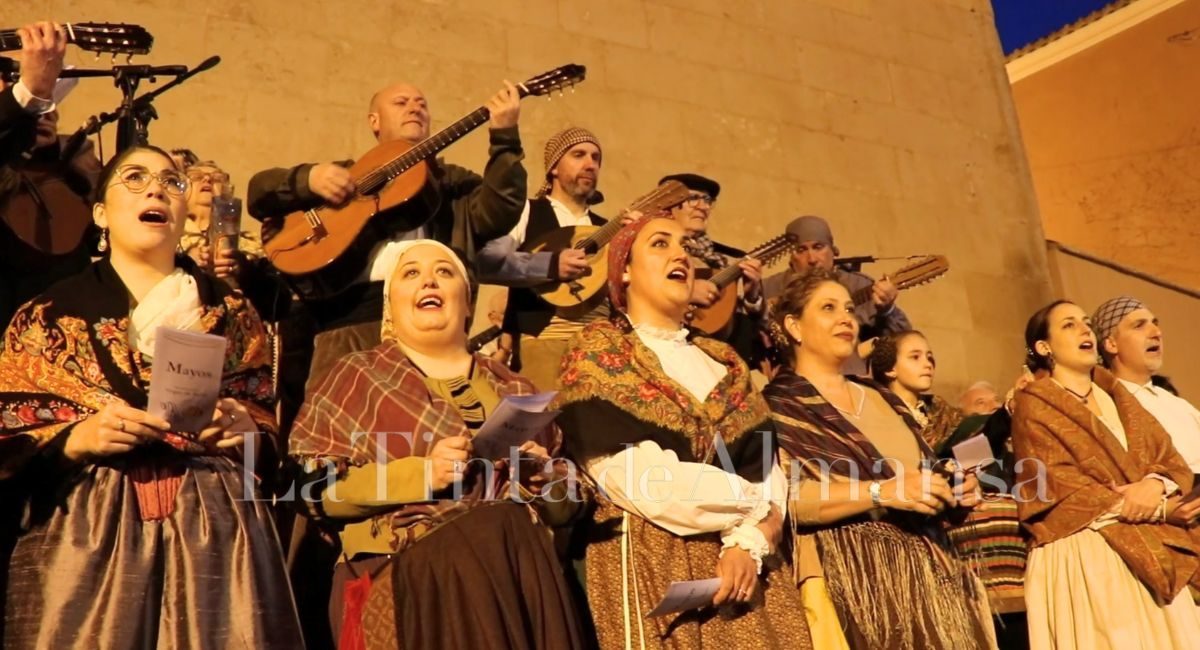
[688,233,798,335]
[848,254,949,306]
[521,180,692,308]
[263,64,586,299]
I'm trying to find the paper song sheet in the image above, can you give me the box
[146,326,226,432]
[646,578,722,618]
[472,392,560,460]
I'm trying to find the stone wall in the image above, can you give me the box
[3,0,1051,397]
[1011,0,1200,290]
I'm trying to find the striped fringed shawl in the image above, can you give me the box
[764,367,992,650]
[762,367,934,481]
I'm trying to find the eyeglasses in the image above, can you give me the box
[684,193,715,207]
[185,169,230,185]
[110,165,190,197]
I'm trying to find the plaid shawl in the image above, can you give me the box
[0,257,276,479]
[291,341,546,467]
[763,366,933,482]
[289,341,553,546]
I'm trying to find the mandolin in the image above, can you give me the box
[0,23,153,56]
[521,180,692,308]
[688,233,798,335]
[848,254,949,306]
[263,64,586,299]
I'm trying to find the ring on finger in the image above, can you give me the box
[117,418,126,432]
[453,460,466,474]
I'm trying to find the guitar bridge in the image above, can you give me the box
[567,281,585,302]
[304,209,327,241]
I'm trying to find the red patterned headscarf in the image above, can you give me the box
[606,214,655,313]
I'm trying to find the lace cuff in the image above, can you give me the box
[719,523,770,574]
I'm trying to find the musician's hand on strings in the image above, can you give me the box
[487,80,521,129]
[307,163,356,204]
[17,22,67,100]
[620,210,643,227]
[556,248,590,281]
[691,279,720,308]
[738,258,764,302]
[871,276,899,310]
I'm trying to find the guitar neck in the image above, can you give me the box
[709,263,743,290]
[361,107,492,190]
[850,283,874,307]
[0,24,75,52]
[706,235,794,290]
[580,216,625,250]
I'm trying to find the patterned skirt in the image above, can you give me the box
[582,500,813,649]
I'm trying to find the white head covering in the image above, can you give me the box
[128,268,204,357]
[380,239,471,342]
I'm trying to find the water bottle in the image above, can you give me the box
[209,184,242,287]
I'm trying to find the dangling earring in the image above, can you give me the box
[97,228,109,253]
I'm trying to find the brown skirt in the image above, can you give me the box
[332,502,583,650]
[584,501,813,649]
[4,457,303,650]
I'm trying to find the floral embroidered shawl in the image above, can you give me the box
[0,256,276,479]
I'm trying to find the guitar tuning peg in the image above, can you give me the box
[125,54,133,63]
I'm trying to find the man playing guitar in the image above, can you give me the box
[0,21,100,331]
[762,215,912,375]
[246,80,526,393]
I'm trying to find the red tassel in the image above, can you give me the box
[339,572,372,650]
[129,462,185,521]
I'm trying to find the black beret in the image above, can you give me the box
[658,173,720,199]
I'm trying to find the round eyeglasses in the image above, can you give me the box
[109,165,190,197]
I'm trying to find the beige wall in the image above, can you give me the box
[3,0,1050,398]
[1047,243,1200,401]
[1011,0,1200,290]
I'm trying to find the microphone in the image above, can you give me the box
[193,55,221,73]
[834,255,875,267]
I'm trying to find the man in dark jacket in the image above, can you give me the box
[246,80,527,650]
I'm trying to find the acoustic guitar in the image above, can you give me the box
[688,233,798,335]
[521,181,692,308]
[263,64,586,299]
[0,23,153,56]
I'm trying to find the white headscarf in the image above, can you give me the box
[379,239,472,343]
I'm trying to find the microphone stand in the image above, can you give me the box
[59,56,221,159]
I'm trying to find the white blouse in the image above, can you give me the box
[584,321,781,571]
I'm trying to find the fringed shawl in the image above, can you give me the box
[763,366,935,482]
[289,340,555,550]
[555,317,771,473]
[1011,367,1199,603]
[0,256,276,479]
[764,367,992,650]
